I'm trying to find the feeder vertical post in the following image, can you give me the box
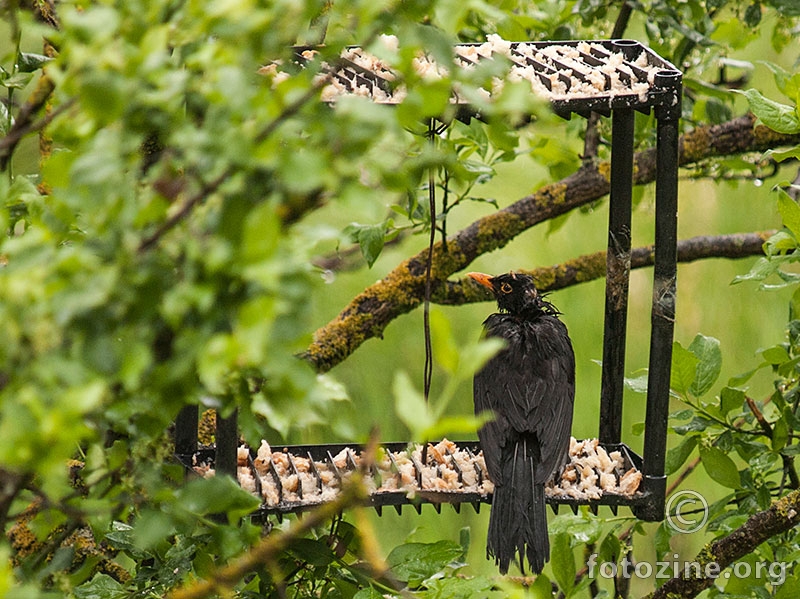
[216,408,239,478]
[638,69,682,520]
[174,405,198,457]
[599,107,634,445]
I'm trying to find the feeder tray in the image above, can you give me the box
[290,38,681,122]
[177,438,648,521]
[175,37,682,524]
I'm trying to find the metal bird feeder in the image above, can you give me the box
[173,39,682,523]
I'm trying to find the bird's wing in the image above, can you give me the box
[523,317,575,481]
[473,314,575,484]
[473,356,507,484]
[474,315,575,485]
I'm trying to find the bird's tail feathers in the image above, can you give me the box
[487,438,549,575]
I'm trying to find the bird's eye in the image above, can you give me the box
[500,282,513,294]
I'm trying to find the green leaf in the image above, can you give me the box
[728,367,762,387]
[761,344,791,365]
[104,522,140,555]
[353,588,385,599]
[778,191,800,238]
[732,257,779,284]
[430,308,459,375]
[735,88,800,134]
[550,532,576,596]
[344,221,391,268]
[528,573,554,598]
[772,417,789,452]
[784,404,800,431]
[132,509,174,550]
[597,532,621,566]
[665,434,698,475]
[624,374,648,394]
[670,341,698,398]
[419,414,492,442]
[699,445,741,489]
[17,52,52,73]
[719,387,745,417]
[774,570,800,599]
[549,515,603,544]
[654,522,674,560]
[2,71,33,89]
[764,145,800,163]
[288,539,336,567]
[241,200,280,265]
[792,287,800,321]
[673,416,711,434]
[766,0,800,17]
[454,337,505,380]
[760,61,800,106]
[763,230,798,256]
[73,573,127,599]
[422,575,498,598]
[386,540,464,586]
[670,408,694,420]
[688,334,722,397]
[177,475,261,523]
[393,371,433,439]
[744,3,762,27]
[0,102,9,137]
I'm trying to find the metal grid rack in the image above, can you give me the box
[176,440,648,520]
[174,39,682,523]
[303,39,681,119]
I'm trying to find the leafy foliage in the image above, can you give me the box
[2,0,800,598]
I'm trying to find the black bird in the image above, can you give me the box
[468,271,575,575]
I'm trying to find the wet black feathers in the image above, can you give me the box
[475,310,575,483]
[471,272,575,575]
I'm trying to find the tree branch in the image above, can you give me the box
[303,112,793,372]
[166,484,366,599]
[648,488,800,599]
[434,230,773,305]
[166,436,388,599]
[0,75,56,171]
[137,84,323,253]
[746,396,800,490]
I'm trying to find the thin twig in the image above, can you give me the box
[0,76,58,171]
[0,468,30,532]
[138,169,229,253]
[167,464,372,599]
[137,85,322,253]
[746,396,800,490]
[746,396,774,435]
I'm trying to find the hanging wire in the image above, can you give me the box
[423,119,436,408]
[421,118,449,466]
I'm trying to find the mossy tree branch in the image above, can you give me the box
[434,230,774,305]
[303,113,799,372]
[647,489,800,599]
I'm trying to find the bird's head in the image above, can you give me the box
[468,271,558,316]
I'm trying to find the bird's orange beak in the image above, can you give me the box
[467,272,494,291]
